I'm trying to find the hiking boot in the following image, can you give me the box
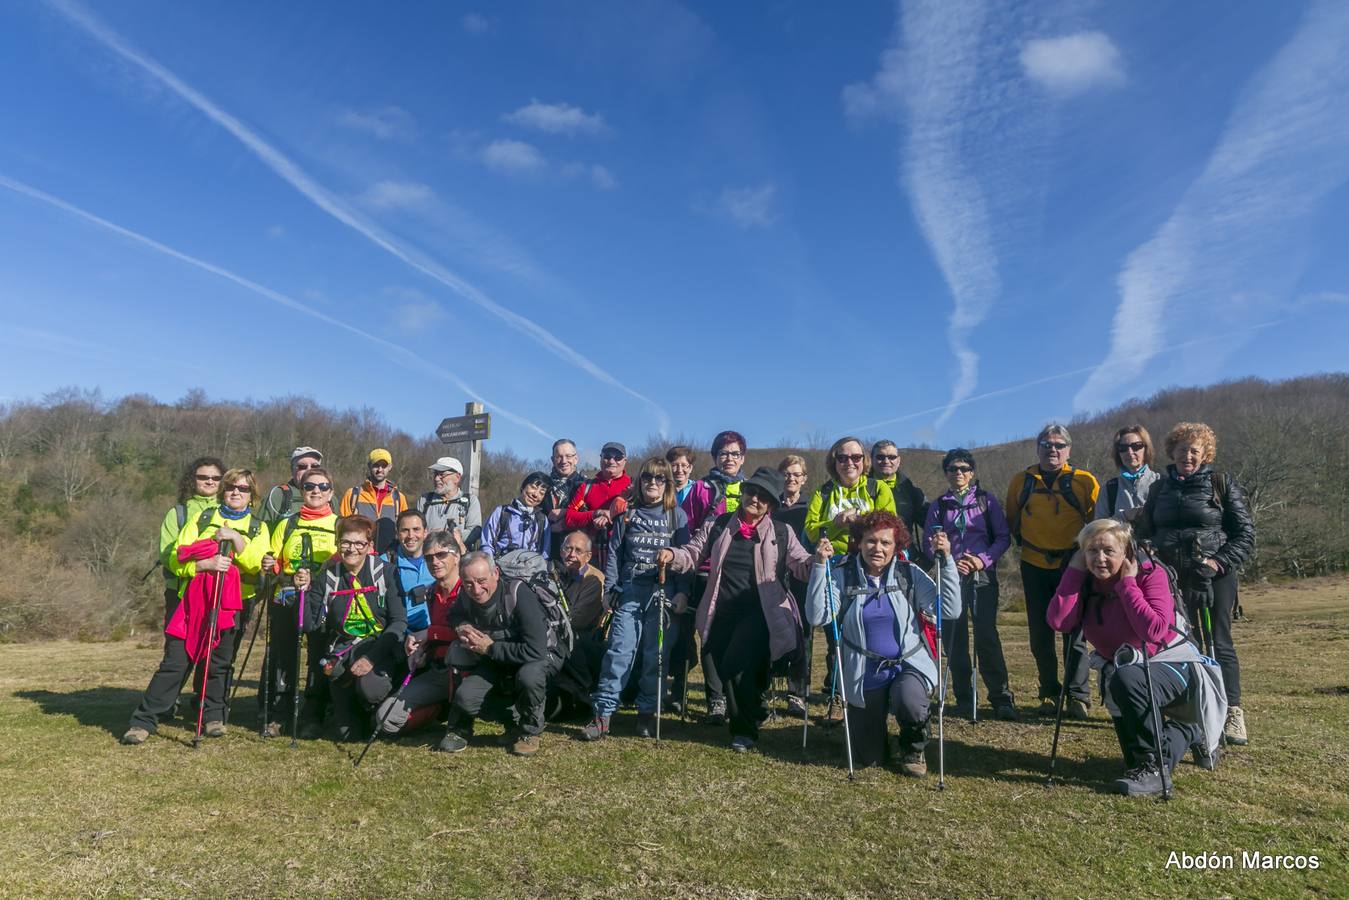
[786,694,808,717]
[1066,697,1091,721]
[510,732,541,757]
[899,752,928,778]
[1224,706,1248,746]
[705,697,727,727]
[262,721,283,739]
[730,735,756,754]
[120,727,150,746]
[995,703,1020,722]
[204,721,226,738]
[1038,697,1058,716]
[1192,743,1221,771]
[1113,762,1165,796]
[437,731,469,753]
[635,713,656,739]
[581,715,610,741]
[823,696,846,726]
[666,695,684,716]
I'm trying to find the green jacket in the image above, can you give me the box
[804,477,897,555]
[158,494,216,589]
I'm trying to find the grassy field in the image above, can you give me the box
[2,577,1347,898]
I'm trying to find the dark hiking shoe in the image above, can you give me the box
[635,713,656,738]
[786,694,808,717]
[730,735,756,753]
[510,733,542,757]
[705,697,727,727]
[437,731,469,753]
[1224,706,1248,745]
[262,721,283,739]
[120,727,150,746]
[204,721,226,738]
[1192,743,1221,771]
[900,752,928,778]
[1066,698,1091,720]
[1113,763,1165,796]
[581,715,610,741]
[995,703,1021,722]
[823,696,846,727]
[1038,697,1058,716]
[665,695,684,716]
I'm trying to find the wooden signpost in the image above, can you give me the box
[437,402,491,498]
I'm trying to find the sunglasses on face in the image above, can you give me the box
[874,454,899,462]
[426,550,457,562]
[601,453,625,461]
[742,490,770,505]
[834,453,865,464]
[640,474,667,484]
[195,474,221,482]
[1039,441,1069,451]
[295,462,319,470]
[1117,441,1147,452]
[946,465,974,475]
[224,483,251,494]
[302,482,331,492]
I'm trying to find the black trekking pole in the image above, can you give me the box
[1138,640,1173,801]
[354,670,414,768]
[193,540,233,748]
[290,534,313,748]
[226,573,271,723]
[1046,629,1079,786]
[681,624,693,724]
[258,589,272,737]
[969,576,979,725]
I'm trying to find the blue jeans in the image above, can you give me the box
[592,586,665,717]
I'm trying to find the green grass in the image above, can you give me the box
[3,578,1348,898]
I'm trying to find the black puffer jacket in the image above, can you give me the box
[1138,464,1255,575]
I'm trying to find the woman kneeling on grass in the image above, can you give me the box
[805,511,959,776]
[1048,519,1226,796]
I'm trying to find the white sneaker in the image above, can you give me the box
[1224,705,1248,745]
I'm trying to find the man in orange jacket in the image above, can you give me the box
[341,448,409,555]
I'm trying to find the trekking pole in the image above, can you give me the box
[824,556,854,780]
[291,534,313,748]
[226,572,271,719]
[1139,639,1173,801]
[194,540,233,748]
[970,576,979,725]
[354,669,414,768]
[655,563,667,742]
[934,549,946,791]
[259,588,272,737]
[681,631,692,724]
[1046,629,1078,786]
[801,626,810,750]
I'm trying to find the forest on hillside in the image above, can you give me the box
[1,375,1345,641]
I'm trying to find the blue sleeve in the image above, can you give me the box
[482,507,501,558]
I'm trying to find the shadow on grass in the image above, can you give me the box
[17,687,144,738]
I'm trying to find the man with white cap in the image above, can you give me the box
[339,448,408,554]
[418,455,482,553]
[261,446,324,526]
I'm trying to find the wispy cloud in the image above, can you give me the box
[46,0,670,433]
[1020,32,1125,96]
[336,105,416,140]
[562,162,618,191]
[1075,0,1349,412]
[717,184,778,229]
[481,138,547,175]
[504,99,610,136]
[386,287,451,333]
[360,180,435,211]
[0,174,552,438]
[462,13,494,35]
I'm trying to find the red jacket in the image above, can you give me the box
[425,580,461,662]
[563,474,632,533]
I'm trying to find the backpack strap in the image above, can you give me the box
[175,503,187,531]
[196,505,215,533]
[1058,468,1089,522]
[1210,472,1227,508]
[865,476,878,506]
[1107,477,1120,515]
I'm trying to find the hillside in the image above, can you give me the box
[1,375,1345,640]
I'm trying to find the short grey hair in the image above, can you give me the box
[1037,423,1072,445]
[459,550,495,574]
[423,530,460,556]
[562,531,593,552]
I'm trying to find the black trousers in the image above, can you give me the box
[845,668,930,768]
[1184,568,1241,706]
[130,630,236,732]
[704,602,771,739]
[448,652,563,737]
[266,596,328,724]
[1107,661,1199,770]
[1021,561,1090,702]
[941,570,1013,707]
[328,636,402,739]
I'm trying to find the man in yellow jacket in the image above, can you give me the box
[1005,424,1099,719]
[341,448,408,555]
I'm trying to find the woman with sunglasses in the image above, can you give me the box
[582,458,691,741]
[310,515,407,742]
[659,467,813,753]
[122,467,269,744]
[260,467,339,738]
[1097,426,1160,523]
[156,456,225,628]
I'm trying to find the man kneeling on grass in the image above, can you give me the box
[439,551,562,756]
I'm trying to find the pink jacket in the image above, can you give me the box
[668,513,813,662]
[166,546,243,662]
[1047,563,1175,658]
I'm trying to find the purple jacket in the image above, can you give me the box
[922,486,1012,569]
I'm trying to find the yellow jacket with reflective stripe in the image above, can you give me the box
[170,507,271,599]
[270,512,339,577]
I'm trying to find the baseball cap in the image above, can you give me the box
[368,448,393,465]
[601,441,626,458]
[290,446,323,464]
[429,456,463,475]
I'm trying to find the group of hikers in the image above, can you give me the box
[123,420,1255,797]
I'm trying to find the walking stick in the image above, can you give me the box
[970,575,979,725]
[259,588,272,737]
[655,563,667,742]
[681,630,692,724]
[290,534,313,748]
[1046,629,1078,786]
[354,670,414,768]
[226,572,271,719]
[934,549,946,791]
[824,556,854,780]
[1139,639,1173,801]
[193,540,233,748]
[801,625,810,750]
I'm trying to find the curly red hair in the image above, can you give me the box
[848,510,910,555]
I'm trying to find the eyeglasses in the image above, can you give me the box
[195,474,221,483]
[640,474,667,484]
[834,453,865,464]
[874,454,899,462]
[601,452,626,461]
[1117,441,1147,453]
[426,550,457,562]
[783,471,805,480]
[716,450,743,459]
[224,483,251,494]
[946,465,974,474]
[339,540,369,551]
[302,482,331,492]
[1039,441,1070,451]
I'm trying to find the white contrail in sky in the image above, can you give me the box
[0,174,554,439]
[45,0,671,435]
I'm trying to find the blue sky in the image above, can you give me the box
[2,0,1348,460]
